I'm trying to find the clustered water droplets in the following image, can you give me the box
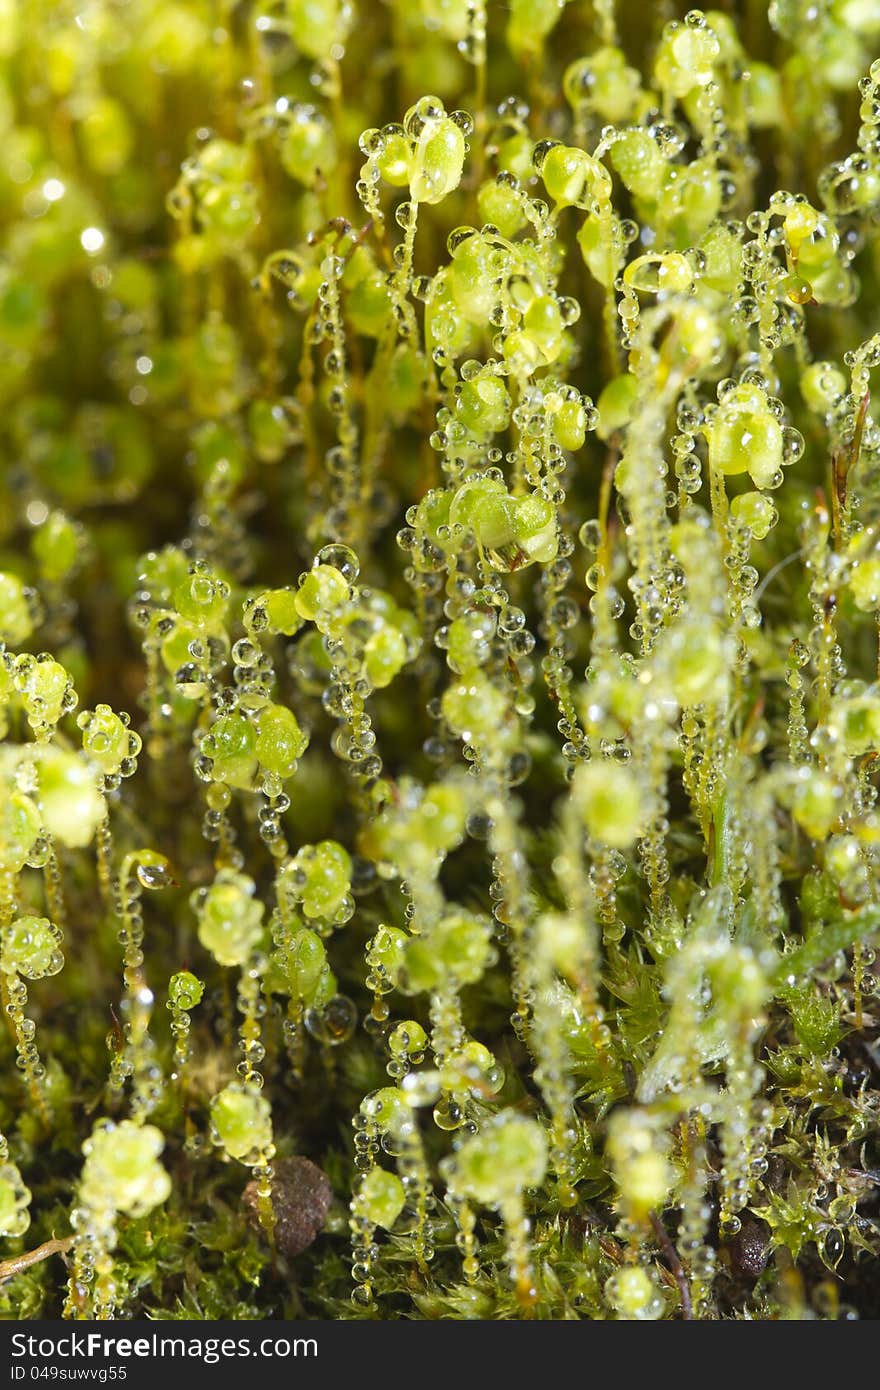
[1,0,880,1324]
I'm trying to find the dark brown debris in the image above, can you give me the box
[243,1156,332,1257]
[724,1219,771,1280]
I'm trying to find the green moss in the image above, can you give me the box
[1,0,880,1323]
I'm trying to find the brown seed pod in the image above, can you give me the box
[243,1156,332,1257]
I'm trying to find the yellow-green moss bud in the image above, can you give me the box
[572,762,646,848]
[210,1083,273,1162]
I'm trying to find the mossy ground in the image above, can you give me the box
[1,0,880,1321]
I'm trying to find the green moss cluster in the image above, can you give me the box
[1,0,880,1321]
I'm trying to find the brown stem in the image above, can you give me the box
[0,1236,73,1284]
[649,1210,693,1321]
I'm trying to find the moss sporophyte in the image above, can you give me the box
[2,0,880,1322]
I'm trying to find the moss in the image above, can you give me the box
[0,0,880,1322]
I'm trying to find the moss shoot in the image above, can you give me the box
[0,0,879,1321]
